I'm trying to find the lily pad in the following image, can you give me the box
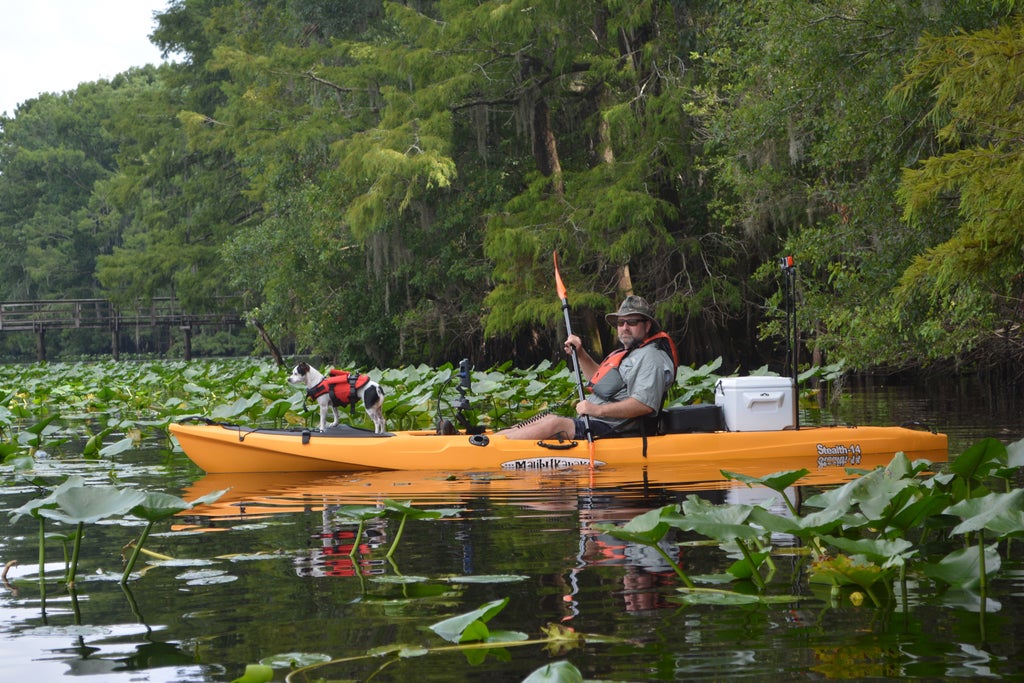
[445,574,530,584]
[259,652,332,668]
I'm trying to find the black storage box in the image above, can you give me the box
[660,404,724,434]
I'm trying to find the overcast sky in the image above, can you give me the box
[0,0,170,117]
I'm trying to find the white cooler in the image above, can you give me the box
[714,376,795,431]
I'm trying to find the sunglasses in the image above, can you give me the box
[617,318,647,327]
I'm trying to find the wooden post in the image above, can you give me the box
[111,327,120,361]
[181,325,192,361]
[35,326,46,362]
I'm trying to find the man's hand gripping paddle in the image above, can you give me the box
[553,251,595,468]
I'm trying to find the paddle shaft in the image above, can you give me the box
[553,252,595,466]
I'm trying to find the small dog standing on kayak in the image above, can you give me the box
[287,361,387,433]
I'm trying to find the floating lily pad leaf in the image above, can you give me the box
[922,543,1001,589]
[429,598,508,643]
[808,554,891,589]
[445,574,529,584]
[150,558,217,567]
[176,568,236,586]
[820,535,913,565]
[231,664,273,683]
[188,573,237,586]
[259,652,332,668]
[364,643,404,657]
[485,630,529,643]
[398,646,430,658]
[38,484,147,525]
[522,660,584,683]
[26,624,111,637]
[721,469,809,492]
[930,587,1002,613]
[946,489,1024,538]
[372,575,432,584]
[219,553,281,562]
[99,436,138,458]
[688,573,737,585]
[672,589,803,606]
[671,590,762,605]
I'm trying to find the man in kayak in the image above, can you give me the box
[502,295,678,440]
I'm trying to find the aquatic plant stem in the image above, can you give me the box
[736,541,767,590]
[37,518,46,598]
[654,543,695,589]
[349,519,365,561]
[977,536,987,598]
[67,522,84,589]
[121,522,153,584]
[386,513,408,559]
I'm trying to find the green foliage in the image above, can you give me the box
[1,0,1022,374]
[889,16,1024,366]
[597,440,1024,610]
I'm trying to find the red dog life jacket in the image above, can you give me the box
[586,331,679,392]
[307,369,370,407]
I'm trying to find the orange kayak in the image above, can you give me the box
[169,420,948,476]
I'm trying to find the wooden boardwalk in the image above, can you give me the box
[0,298,245,360]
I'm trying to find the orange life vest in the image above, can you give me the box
[308,369,370,406]
[586,331,679,393]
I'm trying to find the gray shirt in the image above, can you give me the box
[587,343,675,432]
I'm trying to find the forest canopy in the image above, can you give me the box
[0,0,1021,379]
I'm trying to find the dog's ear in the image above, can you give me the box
[295,361,309,373]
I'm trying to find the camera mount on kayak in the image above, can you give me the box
[435,358,486,436]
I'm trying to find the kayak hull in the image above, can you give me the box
[168,421,948,476]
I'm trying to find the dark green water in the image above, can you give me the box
[1,381,1022,682]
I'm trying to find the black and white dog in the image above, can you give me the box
[287,361,386,433]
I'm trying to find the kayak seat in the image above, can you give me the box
[659,404,725,434]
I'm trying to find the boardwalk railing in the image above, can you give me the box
[0,298,243,331]
[0,297,246,360]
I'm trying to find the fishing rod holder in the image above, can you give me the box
[454,358,472,414]
[435,358,486,435]
[779,255,799,430]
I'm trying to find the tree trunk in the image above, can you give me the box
[532,99,564,195]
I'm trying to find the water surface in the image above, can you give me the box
[1,381,1022,681]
